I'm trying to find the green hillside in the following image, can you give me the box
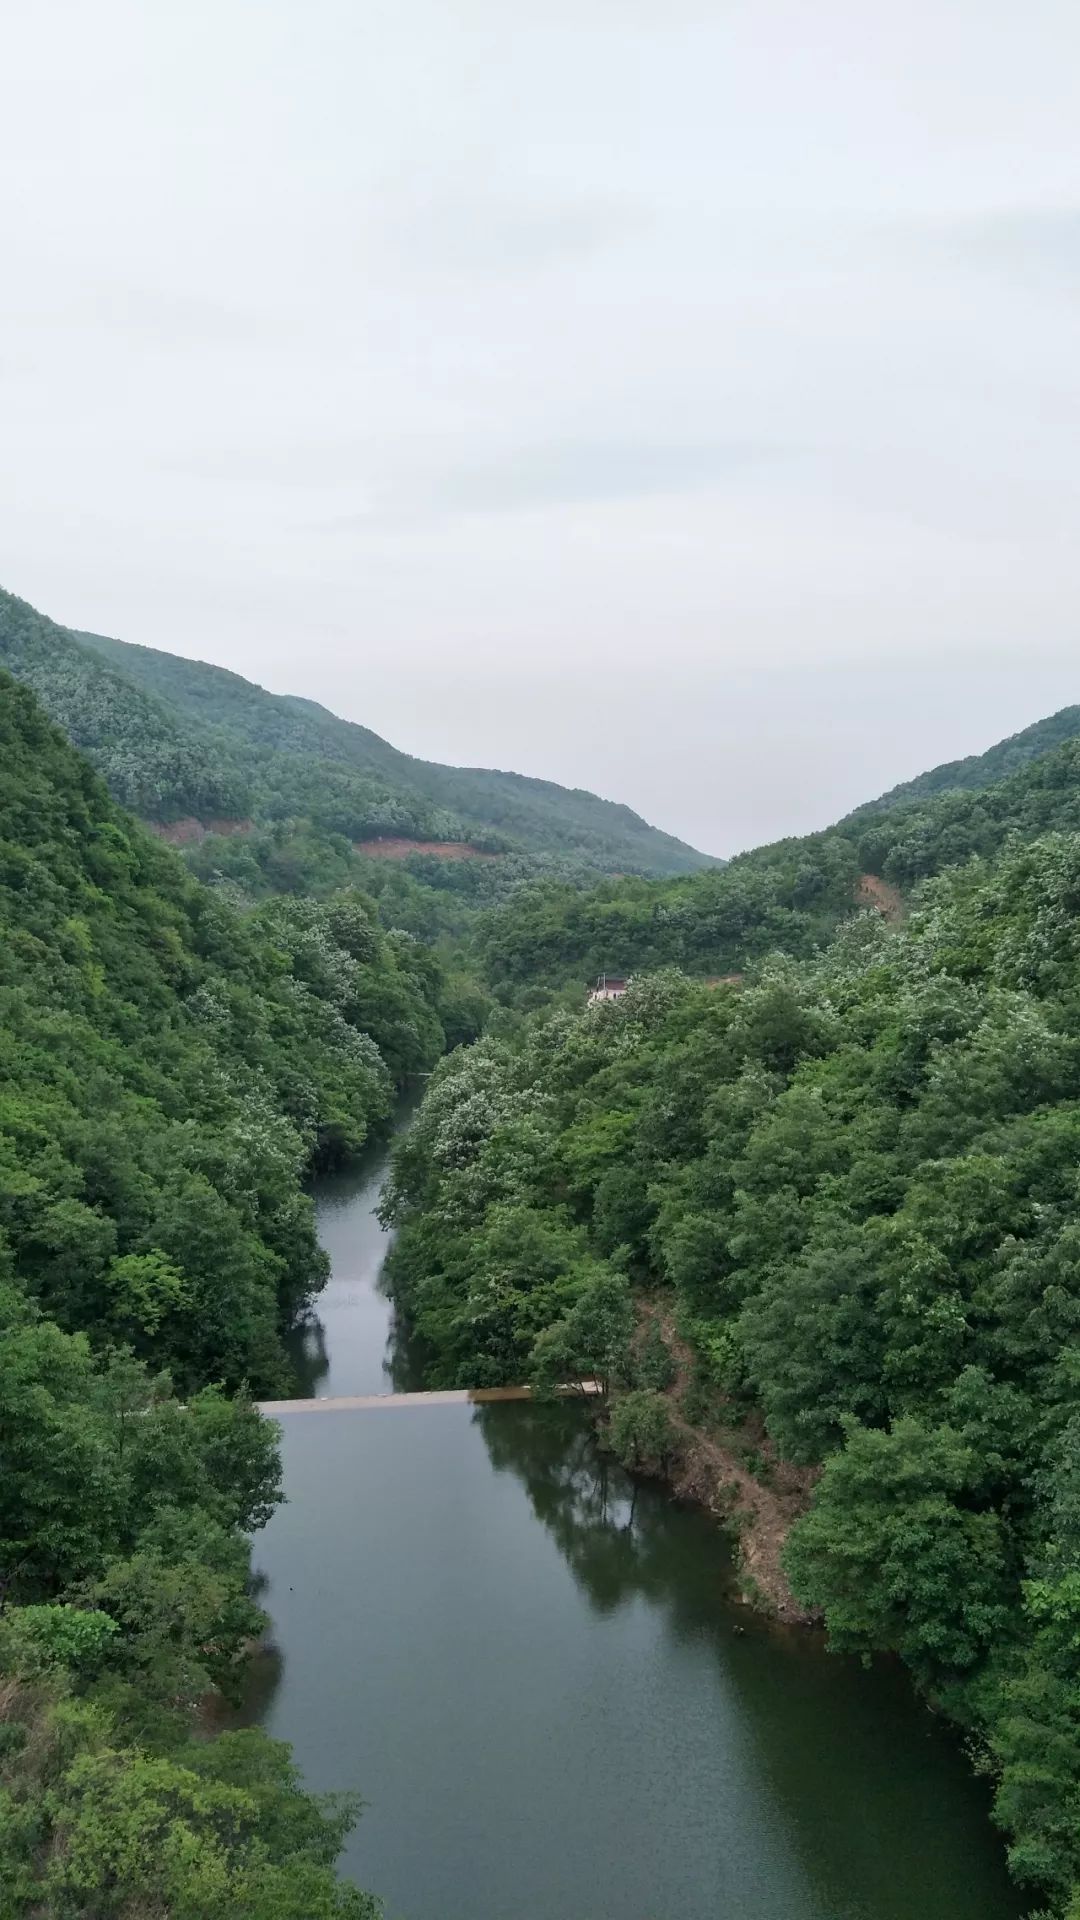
[0,670,449,1913]
[85,622,707,870]
[0,588,247,820]
[387,836,1080,1917]
[852,703,1080,814]
[474,721,1080,995]
[0,671,456,1391]
[0,586,708,877]
[6,591,1080,1916]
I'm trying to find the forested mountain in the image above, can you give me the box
[0,671,464,1913]
[0,588,248,821]
[474,726,1080,995]
[472,837,862,993]
[0,670,464,1388]
[9,569,1080,1918]
[0,586,708,878]
[386,839,1080,1916]
[84,624,705,872]
[853,702,1080,814]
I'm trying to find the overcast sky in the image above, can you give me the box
[3,1,1080,855]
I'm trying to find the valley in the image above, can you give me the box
[5,601,1080,1914]
[240,1110,1023,1920]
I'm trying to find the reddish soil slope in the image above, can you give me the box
[855,873,904,922]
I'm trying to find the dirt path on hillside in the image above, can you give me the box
[636,1307,818,1624]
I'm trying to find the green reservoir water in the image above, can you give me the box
[241,1129,1027,1920]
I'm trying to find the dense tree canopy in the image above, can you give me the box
[0,673,463,1913]
[385,838,1080,1915]
[0,585,708,877]
[473,727,1080,998]
[0,1306,378,1918]
[12,587,1080,1918]
[0,673,461,1392]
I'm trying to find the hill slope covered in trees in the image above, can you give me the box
[473,723,1080,995]
[0,672,464,1914]
[852,703,1080,814]
[386,837,1080,1917]
[0,586,708,880]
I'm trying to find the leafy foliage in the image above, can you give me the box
[0,585,708,881]
[386,838,1080,1914]
[607,1390,680,1472]
[473,725,1080,998]
[472,837,861,993]
[0,672,452,1391]
[0,673,459,1913]
[0,1306,376,1917]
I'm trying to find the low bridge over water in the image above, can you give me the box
[257,1384,600,1415]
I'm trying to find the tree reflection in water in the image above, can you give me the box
[473,1399,1025,1920]
[227,1399,1023,1920]
[284,1314,331,1399]
[474,1399,745,1628]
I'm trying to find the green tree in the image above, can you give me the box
[608,1391,679,1472]
[784,1419,1013,1684]
[530,1273,635,1400]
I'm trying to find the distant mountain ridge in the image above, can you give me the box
[473,690,1080,993]
[850,704,1080,818]
[0,587,709,877]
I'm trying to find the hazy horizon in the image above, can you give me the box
[4,1,1080,854]
[54,600,1080,858]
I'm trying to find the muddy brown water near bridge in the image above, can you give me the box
[235,1110,1028,1920]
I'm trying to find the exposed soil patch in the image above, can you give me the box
[668,1422,816,1624]
[354,837,502,862]
[629,1306,819,1625]
[146,816,253,846]
[703,973,744,989]
[855,872,904,922]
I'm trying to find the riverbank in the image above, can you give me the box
[231,1125,1025,1920]
[611,1304,818,1625]
[243,1398,1024,1920]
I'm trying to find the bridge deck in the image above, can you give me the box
[256,1384,600,1415]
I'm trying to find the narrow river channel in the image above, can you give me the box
[238,1108,1028,1920]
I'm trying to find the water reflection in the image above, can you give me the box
[285,1093,424,1399]
[474,1401,1028,1920]
[224,1639,284,1725]
[478,1400,694,1614]
[285,1313,331,1399]
[241,1402,1026,1920]
[240,1110,1028,1920]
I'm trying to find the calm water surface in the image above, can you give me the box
[285,1101,422,1399]
[243,1117,1027,1920]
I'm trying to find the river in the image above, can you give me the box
[239,1114,1028,1920]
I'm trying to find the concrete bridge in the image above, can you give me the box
[256,1384,600,1415]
